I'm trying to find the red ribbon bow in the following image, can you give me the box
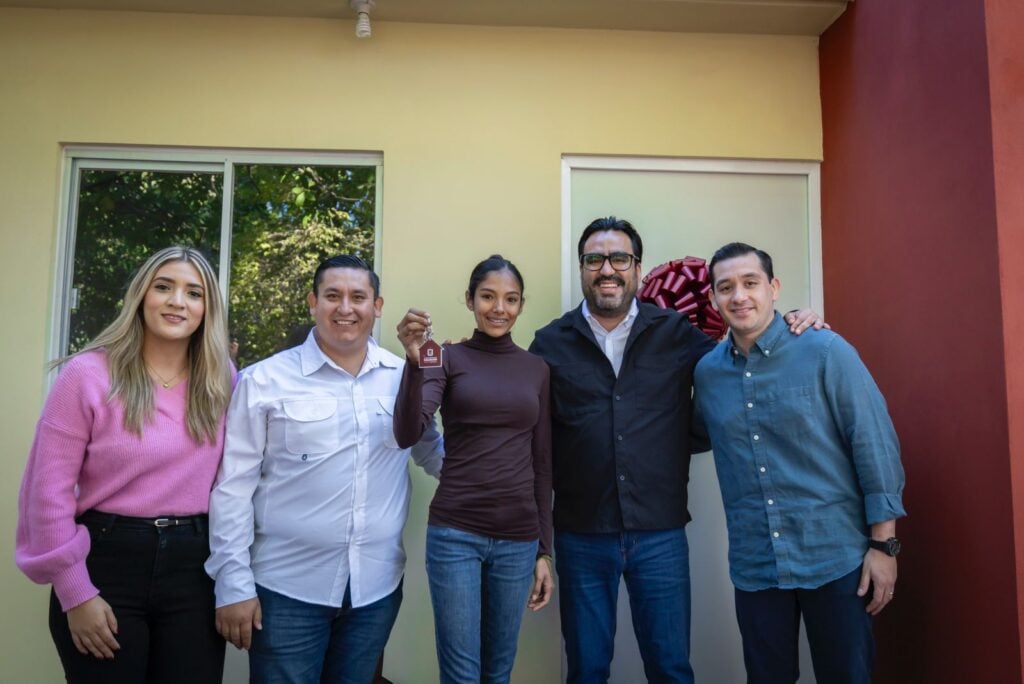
[638,256,727,340]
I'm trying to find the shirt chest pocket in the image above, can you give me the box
[549,363,603,419]
[633,356,685,411]
[371,395,401,449]
[282,398,339,456]
[765,386,815,438]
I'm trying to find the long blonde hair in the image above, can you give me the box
[66,246,232,444]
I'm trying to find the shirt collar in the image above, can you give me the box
[299,329,396,376]
[727,311,787,359]
[581,298,639,335]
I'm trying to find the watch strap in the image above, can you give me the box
[868,537,900,557]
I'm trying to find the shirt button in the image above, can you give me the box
[302,454,309,461]
[759,466,766,473]
[615,395,621,401]
[764,349,771,356]
[773,531,780,538]
[753,434,760,441]
[619,475,626,481]
[746,402,753,409]
[617,434,623,441]
[767,499,774,505]
[745,372,752,378]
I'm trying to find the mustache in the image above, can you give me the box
[594,276,625,287]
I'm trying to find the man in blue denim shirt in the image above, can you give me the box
[694,242,906,684]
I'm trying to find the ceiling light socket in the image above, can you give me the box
[351,0,376,38]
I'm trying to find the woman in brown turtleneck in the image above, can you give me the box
[394,255,553,684]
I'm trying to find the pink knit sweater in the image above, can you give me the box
[16,351,229,611]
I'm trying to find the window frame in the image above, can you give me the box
[51,145,384,365]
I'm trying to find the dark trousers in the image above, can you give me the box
[555,529,694,684]
[733,567,874,684]
[49,510,225,684]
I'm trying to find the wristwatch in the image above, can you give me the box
[868,537,901,557]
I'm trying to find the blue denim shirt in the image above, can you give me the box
[694,313,905,591]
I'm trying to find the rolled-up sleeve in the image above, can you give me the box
[823,337,906,525]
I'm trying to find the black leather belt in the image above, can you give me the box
[78,509,208,530]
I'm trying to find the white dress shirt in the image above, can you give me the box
[206,332,443,609]
[582,299,639,376]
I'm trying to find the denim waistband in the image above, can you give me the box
[78,509,208,533]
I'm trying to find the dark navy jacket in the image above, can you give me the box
[529,302,716,533]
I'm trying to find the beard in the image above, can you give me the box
[583,274,637,318]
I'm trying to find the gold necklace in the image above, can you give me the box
[146,362,187,389]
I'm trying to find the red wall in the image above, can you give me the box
[820,1,1020,680]
[987,0,1024,674]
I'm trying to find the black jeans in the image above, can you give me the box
[49,510,225,684]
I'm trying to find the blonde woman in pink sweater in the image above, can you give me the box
[16,246,234,683]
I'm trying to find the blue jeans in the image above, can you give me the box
[555,528,693,684]
[425,525,538,684]
[249,581,402,684]
[734,567,874,684]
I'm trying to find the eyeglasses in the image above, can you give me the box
[580,252,638,271]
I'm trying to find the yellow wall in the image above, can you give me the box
[0,7,821,681]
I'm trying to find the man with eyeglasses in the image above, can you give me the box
[529,217,821,683]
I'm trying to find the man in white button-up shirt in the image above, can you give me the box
[206,256,443,683]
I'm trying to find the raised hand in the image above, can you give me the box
[396,308,433,365]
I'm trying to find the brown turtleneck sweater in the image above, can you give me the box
[394,330,553,556]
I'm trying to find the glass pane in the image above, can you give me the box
[68,168,223,354]
[228,164,376,368]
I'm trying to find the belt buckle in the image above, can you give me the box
[153,518,174,528]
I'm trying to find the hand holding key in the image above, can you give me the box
[396,308,442,367]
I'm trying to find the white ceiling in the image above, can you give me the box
[0,0,850,36]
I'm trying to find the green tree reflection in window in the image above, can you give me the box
[70,169,223,353]
[67,163,376,368]
[229,164,375,367]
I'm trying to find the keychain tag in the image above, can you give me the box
[419,328,443,369]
